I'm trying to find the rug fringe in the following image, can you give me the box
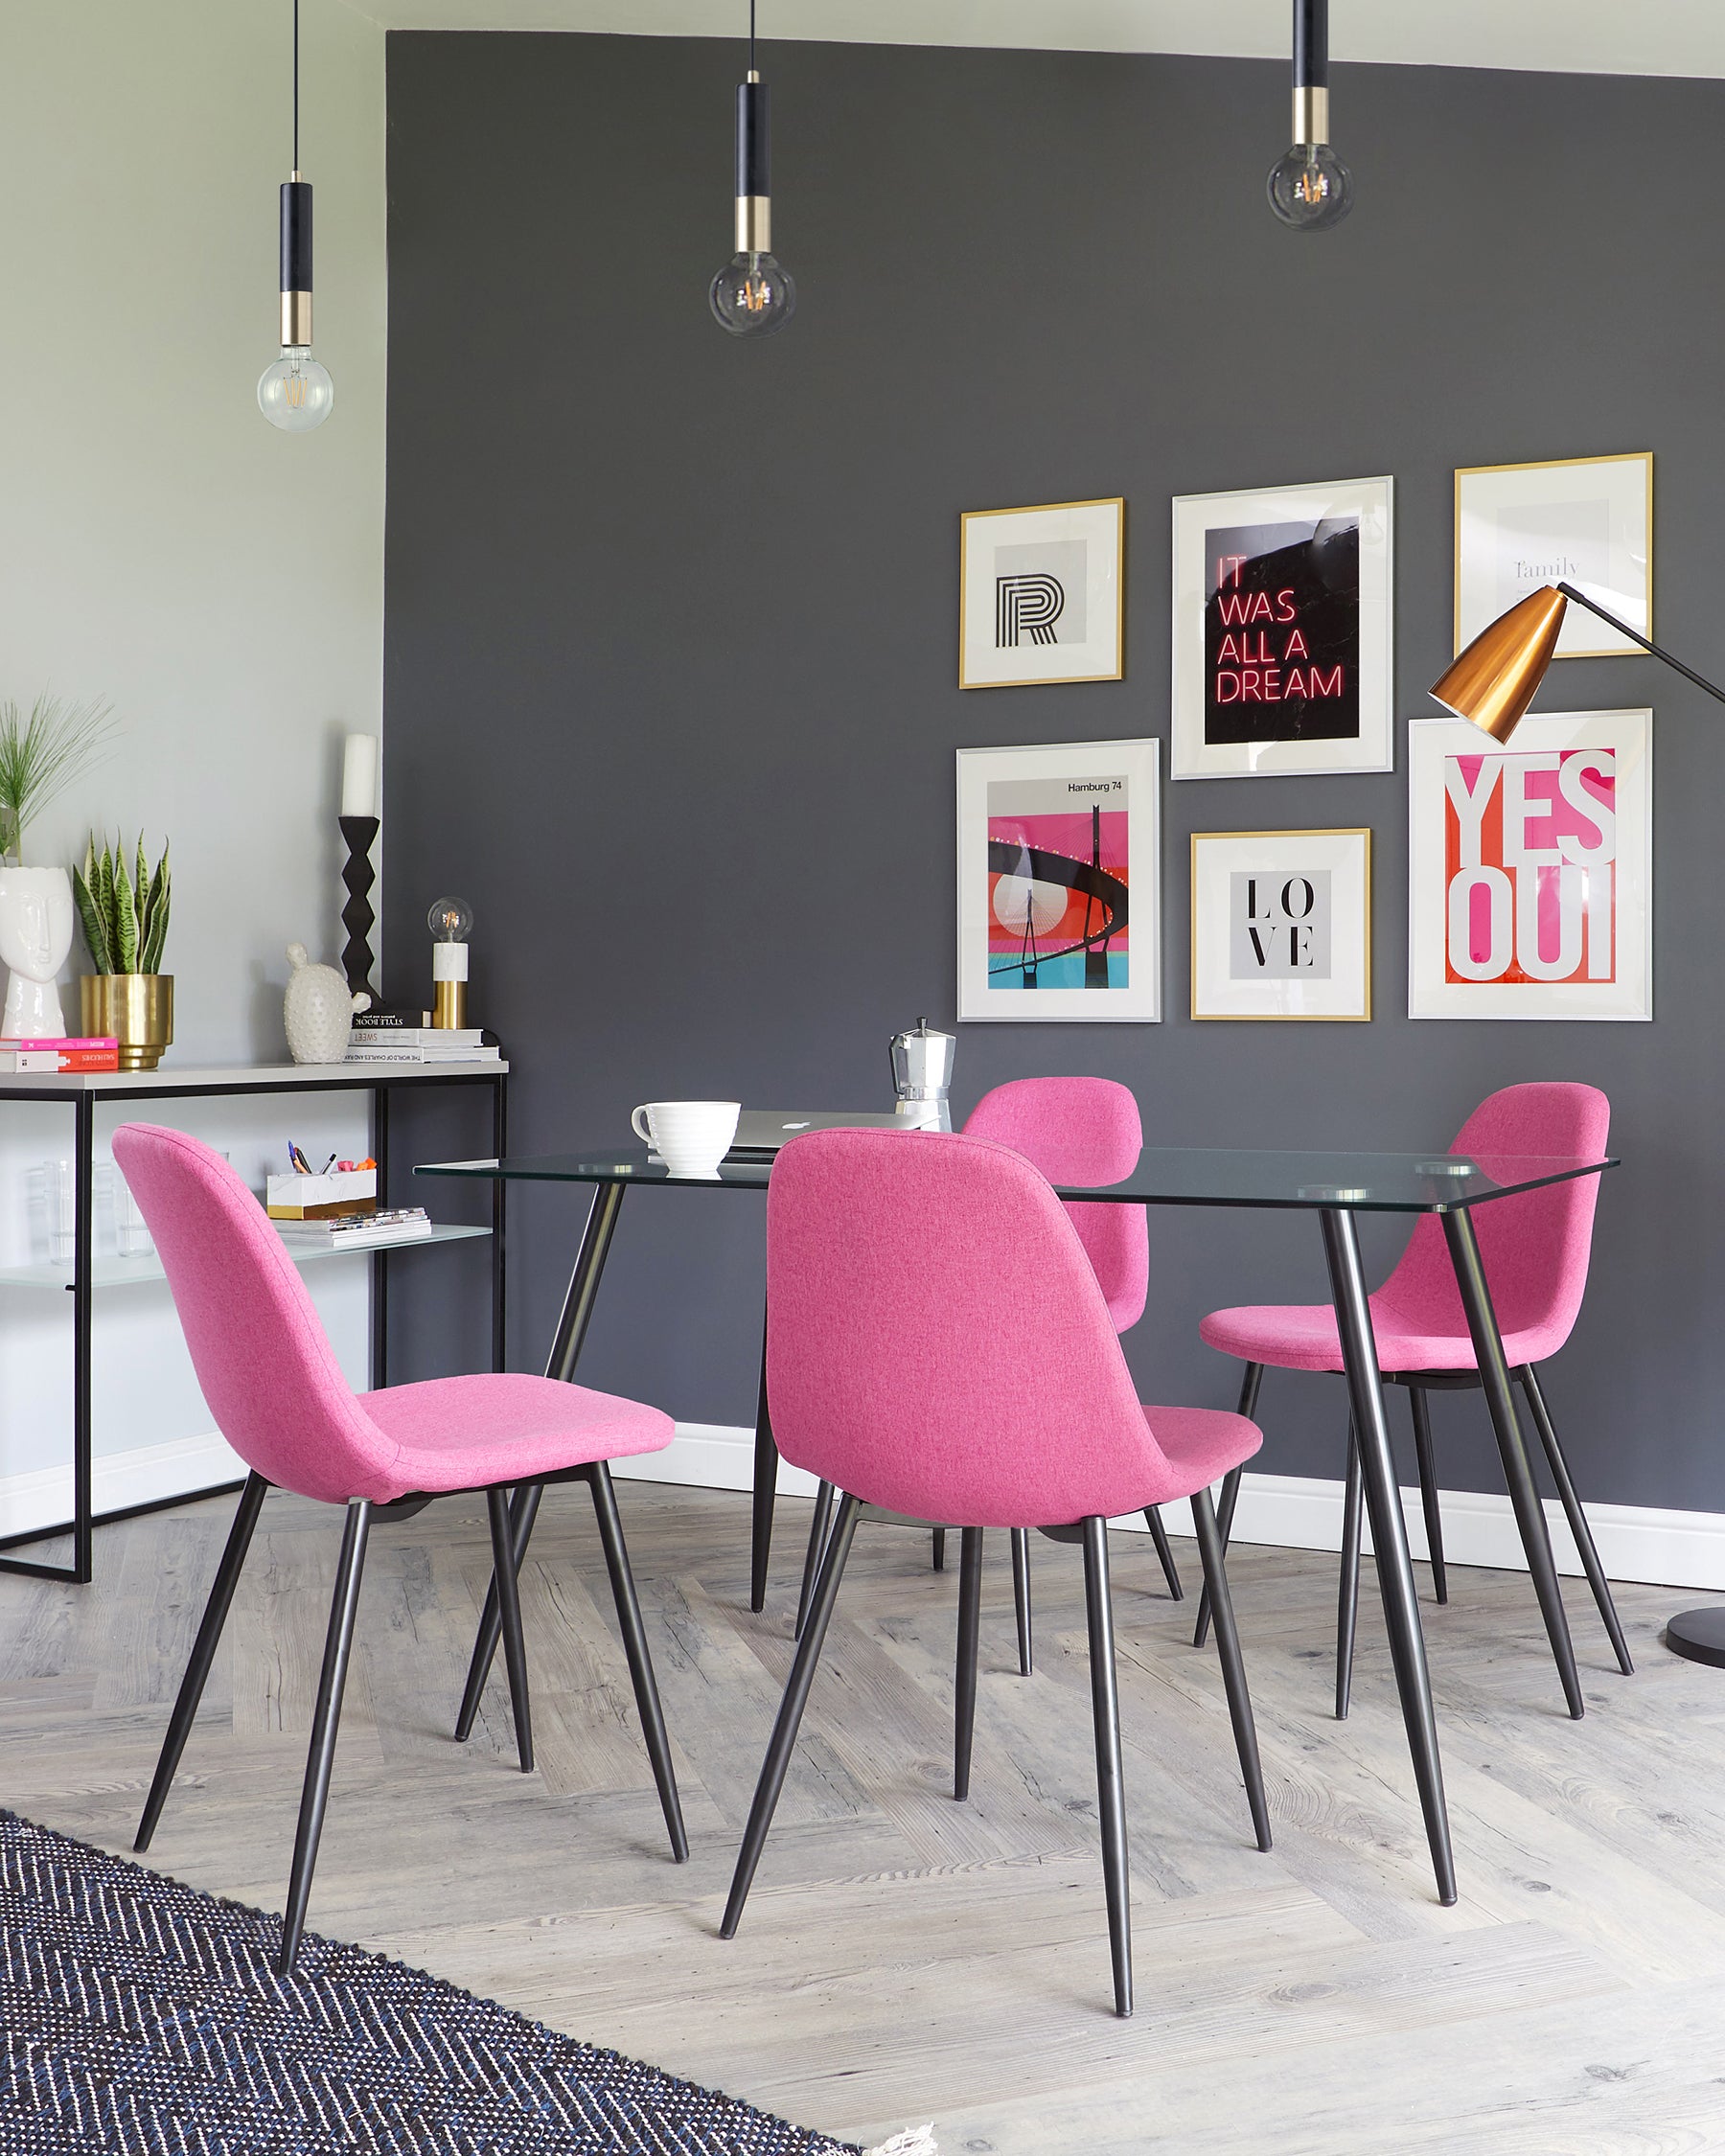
[862,2127,937,2156]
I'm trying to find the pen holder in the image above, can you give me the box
[265,1169,378,1222]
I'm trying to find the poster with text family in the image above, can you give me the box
[956,738,1161,1021]
[1171,477,1393,779]
[1407,710,1651,1021]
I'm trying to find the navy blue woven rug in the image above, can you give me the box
[0,1812,859,2156]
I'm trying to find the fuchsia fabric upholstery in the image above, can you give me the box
[963,1077,1149,1334]
[1200,1084,1610,1373]
[765,1127,1260,1528]
[111,1124,672,1504]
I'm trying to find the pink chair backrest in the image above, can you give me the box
[1374,1083,1611,1349]
[765,1128,1178,1528]
[962,1077,1148,1333]
[111,1124,401,1504]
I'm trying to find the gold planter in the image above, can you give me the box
[80,975,173,1071]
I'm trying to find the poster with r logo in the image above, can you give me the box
[1172,477,1393,778]
[960,499,1123,689]
[1407,709,1651,1020]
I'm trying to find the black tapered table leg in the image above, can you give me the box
[723,1493,862,1938]
[795,1479,837,1641]
[1409,1387,1448,1604]
[136,1472,269,1852]
[955,1527,983,1797]
[1191,1485,1272,1852]
[1011,1527,1033,1675]
[1081,1515,1132,2019]
[750,1312,775,1614]
[1518,1365,1633,1676]
[1144,1507,1184,1600]
[487,1487,534,1772]
[1336,1421,1363,1721]
[1322,1208,1456,1907]
[1441,1209,1583,1720]
[456,1480,543,1742]
[1194,1363,1260,1647]
[932,1527,946,1571]
[279,1499,372,1975]
[588,1461,688,1861]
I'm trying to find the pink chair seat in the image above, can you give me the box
[1199,1297,1571,1375]
[361,1374,672,1496]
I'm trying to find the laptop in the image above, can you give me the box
[724,1109,918,1162]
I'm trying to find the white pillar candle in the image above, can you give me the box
[340,733,379,820]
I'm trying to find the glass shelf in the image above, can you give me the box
[0,1222,493,1292]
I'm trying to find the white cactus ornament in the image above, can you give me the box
[284,943,368,1066]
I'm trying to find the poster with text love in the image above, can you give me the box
[1407,709,1651,1020]
[1173,477,1393,779]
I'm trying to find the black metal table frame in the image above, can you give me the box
[420,1154,1619,1912]
[0,1067,507,1588]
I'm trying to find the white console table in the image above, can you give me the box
[0,1058,508,1585]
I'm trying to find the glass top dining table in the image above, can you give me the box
[417,1135,1622,1913]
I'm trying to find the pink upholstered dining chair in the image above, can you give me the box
[722,1129,1271,2019]
[793,1077,1182,1669]
[1198,1082,1629,1712]
[112,1123,686,1974]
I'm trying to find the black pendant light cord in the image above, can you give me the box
[293,0,300,172]
[748,0,755,75]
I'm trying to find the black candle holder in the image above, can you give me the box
[338,814,380,998]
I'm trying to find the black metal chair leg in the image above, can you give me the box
[1518,1365,1634,1676]
[487,1486,534,1773]
[750,1320,776,1614]
[1194,1364,1260,1648]
[955,1527,983,1796]
[1410,1388,1448,1604]
[455,1479,542,1742]
[136,1472,268,1853]
[1336,1421,1363,1721]
[278,1499,372,1976]
[795,1479,837,1641]
[1191,1485,1272,1853]
[1010,1526,1033,1675]
[722,1493,862,1938]
[1144,1506,1184,1600]
[1081,1515,1132,2019]
[932,1527,946,1571]
[588,1461,689,1860]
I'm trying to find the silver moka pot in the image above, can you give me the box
[889,1016,955,1132]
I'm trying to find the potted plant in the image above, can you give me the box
[0,696,118,1039]
[73,834,172,1070]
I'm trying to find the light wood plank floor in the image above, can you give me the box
[4,1480,1724,2153]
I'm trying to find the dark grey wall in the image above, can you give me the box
[382,33,1720,1512]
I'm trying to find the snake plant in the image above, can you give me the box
[73,834,171,976]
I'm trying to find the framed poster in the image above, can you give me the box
[1171,475,1393,779]
[1407,708,1651,1021]
[959,497,1124,689]
[956,737,1160,1021]
[1190,828,1371,1021]
[1455,452,1651,658]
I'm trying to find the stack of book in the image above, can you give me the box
[0,1036,121,1073]
[273,1206,434,1251]
[346,1025,500,1065]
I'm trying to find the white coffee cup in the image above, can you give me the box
[631,1100,741,1179]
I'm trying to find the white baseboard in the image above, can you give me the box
[610,1423,1725,1594]
[0,1429,245,1541]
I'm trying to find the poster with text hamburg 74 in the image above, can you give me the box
[1407,709,1651,1021]
[1172,477,1393,779]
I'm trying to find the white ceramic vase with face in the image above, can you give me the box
[0,866,73,1039]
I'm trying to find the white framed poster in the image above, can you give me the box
[1407,708,1651,1021]
[1191,828,1371,1021]
[1455,452,1651,659]
[959,497,1123,689]
[1171,475,1393,780]
[956,737,1160,1022]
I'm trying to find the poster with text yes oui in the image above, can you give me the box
[1407,709,1651,1021]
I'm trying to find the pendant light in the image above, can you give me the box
[1267,0,1353,230]
[708,0,795,336]
[258,0,334,429]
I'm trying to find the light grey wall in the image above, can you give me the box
[383,33,1719,1514]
